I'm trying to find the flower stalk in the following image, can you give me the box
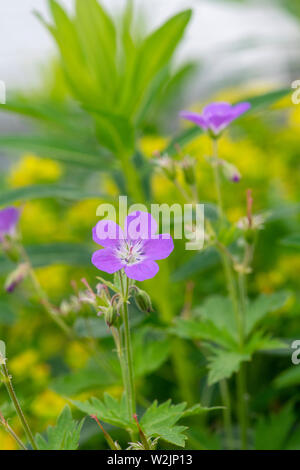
[0,410,27,450]
[209,135,248,449]
[0,362,37,450]
[119,271,136,418]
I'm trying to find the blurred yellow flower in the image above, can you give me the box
[31,390,66,419]
[10,349,39,378]
[65,341,90,370]
[227,206,245,224]
[220,137,265,179]
[0,430,18,450]
[8,154,62,188]
[101,177,119,197]
[31,363,51,386]
[39,333,65,356]
[289,105,300,128]
[278,255,300,283]
[140,135,168,158]
[256,270,285,293]
[20,201,69,243]
[67,199,100,237]
[35,265,70,297]
[9,350,49,385]
[151,174,177,202]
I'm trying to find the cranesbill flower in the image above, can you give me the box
[92,211,174,281]
[0,207,20,242]
[179,101,251,137]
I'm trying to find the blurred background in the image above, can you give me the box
[0,0,300,451]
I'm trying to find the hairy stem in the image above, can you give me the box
[20,247,73,338]
[1,363,37,450]
[0,410,27,450]
[119,271,136,418]
[212,139,224,220]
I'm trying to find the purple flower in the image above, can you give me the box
[179,101,251,137]
[0,207,20,242]
[92,211,174,282]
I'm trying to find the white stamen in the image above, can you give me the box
[115,240,145,266]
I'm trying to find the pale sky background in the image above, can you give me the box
[1,0,300,95]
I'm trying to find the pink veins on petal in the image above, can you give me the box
[91,211,174,281]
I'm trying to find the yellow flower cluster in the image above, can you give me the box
[8,154,62,188]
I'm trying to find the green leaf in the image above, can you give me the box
[0,302,16,326]
[275,366,300,389]
[140,399,215,448]
[245,87,290,111]
[281,234,300,249]
[73,317,112,339]
[207,350,250,385]
[45,0,101,105]
[195,295,238,342]
[74,0,117,99]
[133,327,171,378]
[120,10,192,116]
[0,98,92,135]
[172,247,220,282]
[140,400,187,447]
[96,276,119,293]
[91,108,134,154]
[254,403,294,450]
[0,244,92,274]
[51,360,118,396]
[35,405,84,450]
[0,185,107,206]
[0,135,111,170]
[246,291,290,335]
[71,393,134,430]
[166,126,203,156]
[244,331,287,356]
[182,403,224,418]
[171,316,237,350]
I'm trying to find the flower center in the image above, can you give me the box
[115,240,145,266]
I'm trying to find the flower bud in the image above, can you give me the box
[101,304,119,328]
[134,288,153,314]
[221,160,241,183]
[5,263,29,293]
[180,155,197,186]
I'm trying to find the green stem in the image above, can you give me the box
[210,137,248,450]
[120,152,144,202]
[20,247,73,338]
[119,271,136,418]
[1,363,37,450]
[212,139,224,220]
[219,247,242,342]
[220,379,234,450]
[0,411,27,450]
[236,254,250,450]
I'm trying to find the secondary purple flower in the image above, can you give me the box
[0,207,20,242]
[179,101,251,137]
[92,211,174,281]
